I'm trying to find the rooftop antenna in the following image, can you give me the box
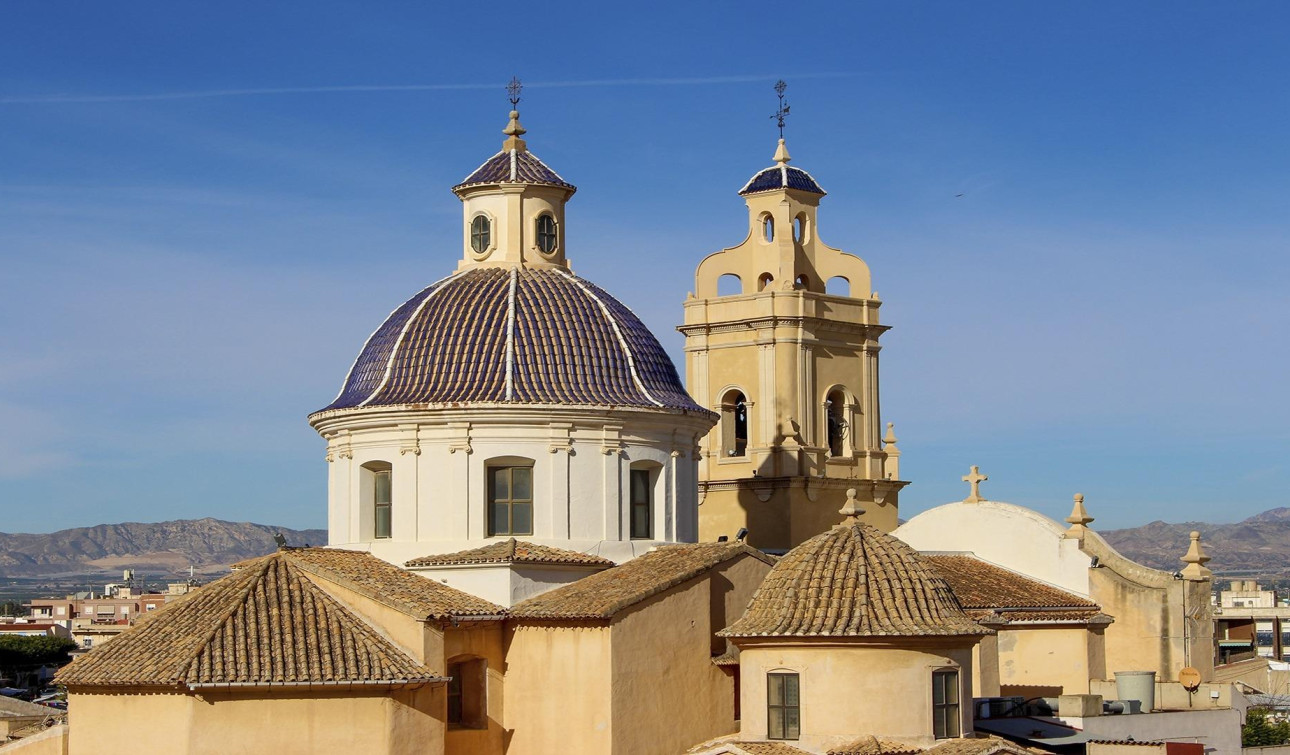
[771,79,790,140]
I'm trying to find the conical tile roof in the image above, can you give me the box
[721,521,989,638]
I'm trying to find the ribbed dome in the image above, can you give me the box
[722,521,989,638]
[317,267,708,415]
[739,164,826,196]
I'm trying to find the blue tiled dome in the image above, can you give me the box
[317,267,708,415]
[453,149,575,193]
[738,164,826,196]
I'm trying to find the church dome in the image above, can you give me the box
[722,494,989,638]
[316,266,707,415]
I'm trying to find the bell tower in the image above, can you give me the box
[680,84,907,550]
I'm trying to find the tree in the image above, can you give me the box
[0,636,78,675]
[1243,707,1290,746]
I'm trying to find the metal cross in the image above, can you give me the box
[770,79,790,139]
[507,76,523,108]
[962,465,988,503]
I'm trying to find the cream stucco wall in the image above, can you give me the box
[996,626,1103,696]
[66,687,443,755]
[505,623,613,754]
[735,641,976,751]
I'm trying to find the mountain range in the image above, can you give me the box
[3,509,1289,581]
[0,518,326,578]
[1101,507,1290,577]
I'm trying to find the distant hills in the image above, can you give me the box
[3,509,1288,582]
[0,518,326,578]
[1101,507,1290,577]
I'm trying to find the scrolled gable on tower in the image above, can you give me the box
[310,104,716,569]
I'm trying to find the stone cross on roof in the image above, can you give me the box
[962,465,988,503]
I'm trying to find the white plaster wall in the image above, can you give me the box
[409,564,606,608]
[312,406,714,568]
[893,501,1093,596]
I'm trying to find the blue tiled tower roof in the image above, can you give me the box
[738,164,826,196]
[316,267,708,415]
[453,149,576,193]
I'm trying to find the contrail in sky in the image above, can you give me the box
[0,73,861,105]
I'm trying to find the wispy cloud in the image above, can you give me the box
[0,73,861,105]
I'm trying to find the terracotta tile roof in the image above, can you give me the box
[921,736,1041,755]
[405,539,615,568]
[510,542,774,620]
[315,267,711,415]
[731,744,813,755]
[722,522,990,639]
[283,547,504,620]
[924,554,1103,624]
[56,552,439,689]
[827,736,920,755]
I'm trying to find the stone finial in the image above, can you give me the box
[838,488,864,525]
[773,138,791,164]
[882,423,901,480]
[502,109,528,152]
[962,465,988,503]
[1065,493,1094,537]
[1180,530,1213,581]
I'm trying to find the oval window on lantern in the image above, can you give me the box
[470,215,491,254]
[536,214,558,254]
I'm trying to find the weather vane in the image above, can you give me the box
[507,76,523,108]
[771,79,790,139]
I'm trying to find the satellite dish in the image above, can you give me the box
[1178,666,1202,692]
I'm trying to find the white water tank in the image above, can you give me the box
[1114,670,1157,713]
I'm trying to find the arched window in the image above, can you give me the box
[762,214,775,242]
[535,214,558,253]
[488,461,533,536]
[717,274,743,297]
[793,214,806,243]
[826,390,848,457]
[721,390,749,457]
[629,463,661,540]
[447,656,488,729]
[932,668,961,739]
[362,461,393,539]
[826,276,850,297]
[795,274,810,290]
[758,273,774,292]
[470,215,491,254]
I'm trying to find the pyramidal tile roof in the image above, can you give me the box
[738,164,825,196]
[510,542,774,620]
[452,148,575,193]
[56,552,441,689]
[721,522,990,639]
[405,539,615,568]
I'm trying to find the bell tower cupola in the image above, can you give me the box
[452,77,577,271]
[680,81,908,551]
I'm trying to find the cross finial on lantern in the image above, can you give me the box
[507,76,523,108]
[771,80,790,140]
[962,465,988,503]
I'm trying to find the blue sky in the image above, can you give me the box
[2,2,1287,533]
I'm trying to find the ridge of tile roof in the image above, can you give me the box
[921,736,1041,755]
[509,542,774,620]
[924,554,1103,625]
[315,267,710,415]
[452,148,576,193]
[405,539,616,568]
[282,548,505,620]
[722,522,991,639]
[56,552,440,689]
[827,736,921,755]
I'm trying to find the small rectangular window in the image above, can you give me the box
[489,466,533,536]
[630,469,651,539]
[932,669,960,739]
[374,469,392,539]
[447,658,488,729]
[767,672,800,740]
